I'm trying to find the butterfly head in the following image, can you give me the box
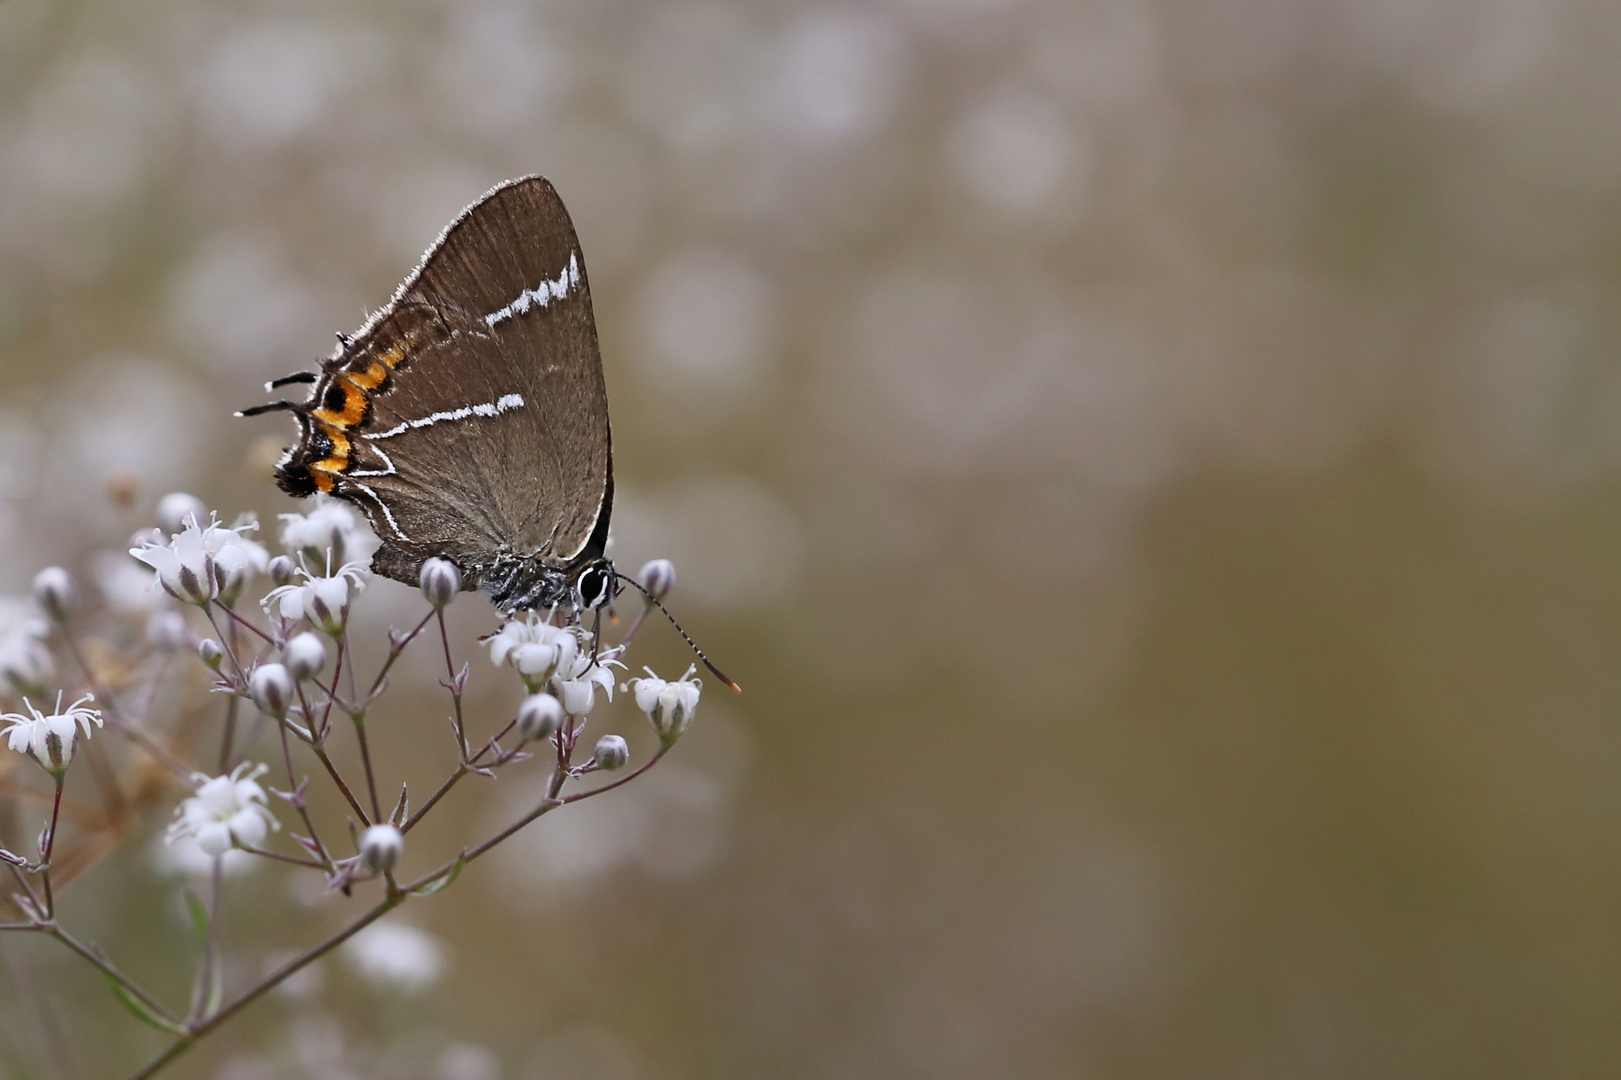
[572,559,617,612]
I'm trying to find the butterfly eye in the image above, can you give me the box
[575,565,613,610]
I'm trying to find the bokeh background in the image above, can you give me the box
[4,0,1621,1076]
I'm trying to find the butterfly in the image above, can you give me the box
[242,176,616,615]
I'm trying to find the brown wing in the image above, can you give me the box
[273,176,612,584]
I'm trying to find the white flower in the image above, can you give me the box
[130,512,263,606]
[213,520,269,601]
[279,496,376,565]
[166,762,279,856]
[624,664,702,743]
[551,646,624,715]
[486,615,583,690]
[342,921,446,993]
[1,692,101,775]
[0,599,52,696]
[261,562,368,634]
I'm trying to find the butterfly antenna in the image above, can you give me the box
[266,371,318,390]
[235,401,300,417]
[619,576,741,692]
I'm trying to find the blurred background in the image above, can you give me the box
[3,0,1621,1076]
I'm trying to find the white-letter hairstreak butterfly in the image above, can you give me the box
[241,175,737,688]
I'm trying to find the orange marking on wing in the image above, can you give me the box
[310,424,352,482]
[345,361,389,390]
[313,384,368,429]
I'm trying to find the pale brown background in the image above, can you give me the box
[2,0,1620,1077]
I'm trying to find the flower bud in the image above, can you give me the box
[249,663,294,719]
[593,734,629,771]
[198,638,224,671]
[146,610,189,651]
[283,633,326,681]
[637,558,676,600]
[516,693,564,742]
[359,823,403,874]
[267,555,297,588]
[419,557,461,609]
[33,567,77,623]
[156,492,207,535]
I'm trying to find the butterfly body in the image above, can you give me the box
[251,176,615,614]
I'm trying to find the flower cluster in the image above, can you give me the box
[0,484,724,1074]
[129,513,268,606]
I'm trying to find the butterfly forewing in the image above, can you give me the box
[274,176,612,588]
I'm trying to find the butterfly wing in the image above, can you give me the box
[273,176,612,586]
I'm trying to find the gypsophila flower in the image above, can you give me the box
[360,823,404,874]
[155,491,207,534]
[419,557,461,608]
[625,664,702,744]
[261,561,368,635]
[248,663,294,719]
[145,609,189,650]
[279,496,375,566]
[214,519,270,603]
[130,512,265,606]
[33,567,77,622]
[637,558,677,600]
[551,645,624,715]
[166,762,278,857]
[593,734,629,770]
[343,921,445,993]
[0,692,101,776]
[0,599,52,697]
[283,632,326,681]
[516,692,565,741]
[487,615,583,691]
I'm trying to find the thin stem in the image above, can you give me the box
[351,714,382,822]
[309,745,370,827]
[437,611,469,758]
[40,778,64,865]
[364,609,436,701]
[562,746,669,805]
[213,601,275,646]
[188,859,223,1026]
[58,621,191,780]
[128,894,401,1080]
[203,607,247,684]
[319,633,346,738]
[216,695,239,776]
[241,846,324,869]
[48,925,178,1023]
[275,709,332,870]
[400,718,519,834]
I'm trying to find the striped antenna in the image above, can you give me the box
[618,575,741,692]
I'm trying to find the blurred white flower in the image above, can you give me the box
[0,598,53,696]
[342,921,445,993]
[150,832,256,879]
[261,561,367,634]
[1,692,101,775]
[279,496,375,565]
[624,664,701,743]
[166,762,278,856]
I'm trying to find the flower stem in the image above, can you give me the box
[47,924,178,1024]
[126,893,402,1080]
